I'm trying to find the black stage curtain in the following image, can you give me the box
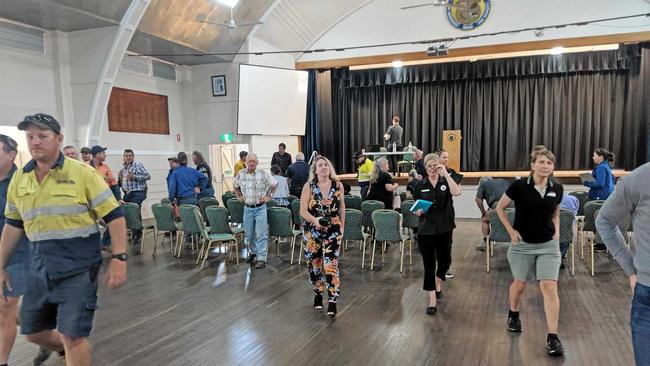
[312,43,649,173]
[302,70,332,162]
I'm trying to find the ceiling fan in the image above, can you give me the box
[400,0,474,10]
[198,7,263,29]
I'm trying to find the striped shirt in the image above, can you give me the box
[5,153,122,278]
[119,161,151,193]
[234,169,277,206]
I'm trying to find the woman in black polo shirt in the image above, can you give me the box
[495,148,564,357]
[365,157,398,210]
[412,153,461,315]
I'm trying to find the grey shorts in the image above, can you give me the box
[507,239,561,281]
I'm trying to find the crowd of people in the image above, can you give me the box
[0,111,645,365]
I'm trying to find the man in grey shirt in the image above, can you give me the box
[475,176,510,250]
[596,162,650,366]
[383,115,403,174]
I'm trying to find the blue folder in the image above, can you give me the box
[410,199,433,213]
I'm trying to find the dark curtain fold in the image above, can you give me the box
[318,43,649,173]
[302,70,332,161]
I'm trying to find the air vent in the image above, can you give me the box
[0,19,45,53]
[121,55,150,75]
[152,60,177,81]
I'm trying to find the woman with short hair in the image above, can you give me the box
[365,157,398,210]
[495,148,565,357]
[411,153,461,315]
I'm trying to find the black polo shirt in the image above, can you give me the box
[505,177,563,243]
[412,176,456,235]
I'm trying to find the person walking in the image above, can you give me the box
[300,156,345,318]
[495,148,565,357]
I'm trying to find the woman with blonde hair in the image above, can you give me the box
[365,157,398,209]
[411,153,461,315]
[495,148,565,357]
[300,156,345,317]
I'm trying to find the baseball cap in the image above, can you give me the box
[167,156,178,162]
[353,150,365,159]
[0,134,18,152]
[80,147,91,154]
[18,113,61,134]
[90,145,107,156]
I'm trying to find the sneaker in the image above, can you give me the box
[445,271,454,279]
[254,260,266,269]
[547,336,564,357]
[313,294,323,309]
[560,261,566,270]
[33,347,52,365]
[476,243,487,251]
[246,254,256,264]
[507,315,522,333]
[594,243,607,253]
[426,306,437,315]
[327,302,337,318]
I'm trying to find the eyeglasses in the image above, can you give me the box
[0,134,18,152]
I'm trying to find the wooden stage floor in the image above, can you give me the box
[8,219,635,365]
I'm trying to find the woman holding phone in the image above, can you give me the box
[411,153,461,315]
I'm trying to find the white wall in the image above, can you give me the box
[299,0,650,62]
[0,47,58,127]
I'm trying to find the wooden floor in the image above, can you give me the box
[8,219,635,366]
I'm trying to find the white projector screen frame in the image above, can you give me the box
[237,64,308,136]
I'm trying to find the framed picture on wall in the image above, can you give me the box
[212,75,227,97]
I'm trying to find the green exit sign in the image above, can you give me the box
[220,133,233,143]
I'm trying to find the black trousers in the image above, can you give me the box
[418,231,453,291]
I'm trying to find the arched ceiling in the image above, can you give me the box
[0,0,648,66]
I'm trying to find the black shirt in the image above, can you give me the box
[415,159,426,177]
[271,152,292,175]
[366,171,394,209]
[505,177,563,243]
[286,160,309,196]
[406,178,421,194]
[196,162,213,189]
[447,167,463,184]
[412,176,456,235]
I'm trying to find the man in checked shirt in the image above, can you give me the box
[234,153,277,269]
[118,149,151,246]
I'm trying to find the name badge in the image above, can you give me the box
[440,185,447,191]
[421,189,430,192]
[546,192,556,198]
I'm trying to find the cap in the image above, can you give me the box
[167,156,178,162]
[80,147,91,154]
[18,113,61,134]
[353,150,364,159]
[0,134,18,152]
[90,145,107,156]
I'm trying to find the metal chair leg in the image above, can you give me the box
[370,240,377,270]
[571,241,575,276]
[399,240,404,273]
[486,240,491,273]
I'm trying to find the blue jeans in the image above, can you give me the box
[178,196,198,206]
[632,282,650,366]
[198,187,215,199]
[560,242,570,258]
[243,205,268,262]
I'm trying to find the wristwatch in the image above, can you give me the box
[111,253,128,261]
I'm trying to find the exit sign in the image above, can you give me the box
[220,133,233,143]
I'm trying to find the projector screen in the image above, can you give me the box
[237,64,308,136]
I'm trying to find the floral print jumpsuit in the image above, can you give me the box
[303,180,342,302]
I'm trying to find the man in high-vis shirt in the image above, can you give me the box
[354,151,373,199]
[0,113,128,366]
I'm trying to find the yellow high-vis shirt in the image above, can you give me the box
[357,159,374,183]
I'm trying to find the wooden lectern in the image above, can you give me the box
[442,130,462,172]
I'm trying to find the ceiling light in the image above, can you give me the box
[216,0,239,7]
[550,47,565,55]
[392,60,403,68]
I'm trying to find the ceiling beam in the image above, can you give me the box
[295,31,650,70]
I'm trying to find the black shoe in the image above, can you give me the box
[33,347,52,366]
[476,243,487,251]
[435,290,442,299]
[560,261,566,269]
[254,260,266,269]
[594,243,607,253]
[246,254,256,264]
[547,336,564,357]
[507,315,522,333]
[426,306,437,315]
[327,302,337,318]
[313,294,323,310]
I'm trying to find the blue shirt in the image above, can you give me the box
[584,161,615,200]
[168,165,208,201]
[560,194,579,216]
[0,165,29,267]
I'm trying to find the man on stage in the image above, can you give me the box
[383,115,403,174]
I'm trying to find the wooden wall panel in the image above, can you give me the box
[107,87,170,135]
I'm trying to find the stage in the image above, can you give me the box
[338,170,629,186]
